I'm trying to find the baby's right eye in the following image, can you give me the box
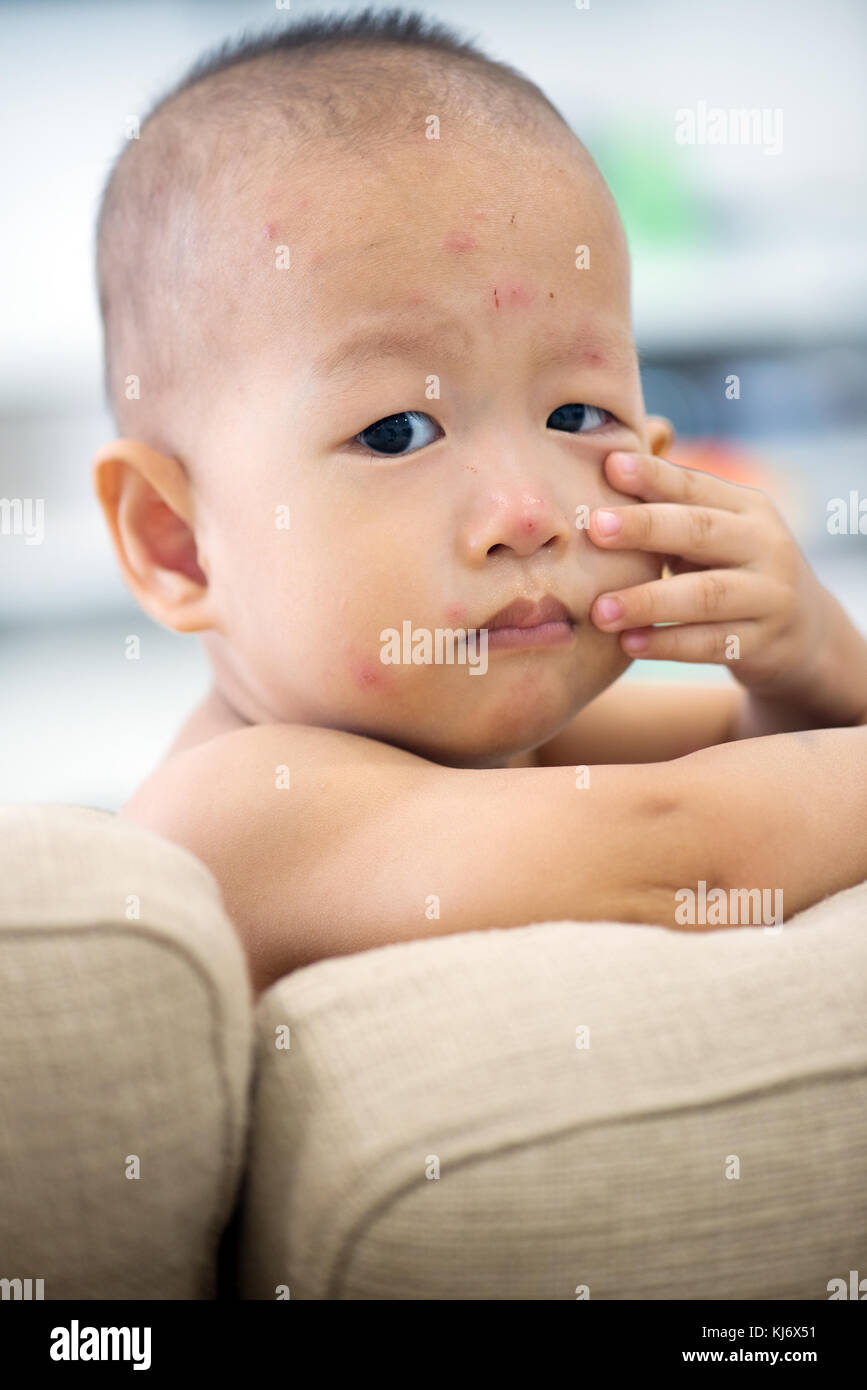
[354,411,442,457]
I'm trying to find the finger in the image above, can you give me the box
[603,450,759,514]
[591,569,782,631]
[588,501,758,565]
[618,619,763,664]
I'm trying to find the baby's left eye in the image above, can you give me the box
[547,404,613,432]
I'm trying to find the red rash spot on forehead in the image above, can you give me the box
[491,282,535,311]
[443,231,478,254]
[260,195,309,237]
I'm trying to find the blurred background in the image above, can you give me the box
[1,0,865,809]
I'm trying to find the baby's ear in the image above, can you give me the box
[646,415,675,457]
[92,438,213,634]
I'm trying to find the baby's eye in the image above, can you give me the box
[547,404,614,432]
[354,411,442,457]
[352,403,615,457]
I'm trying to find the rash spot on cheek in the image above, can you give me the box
[263,223,276,241]
[349,652,389,691]
[445,602,467,625]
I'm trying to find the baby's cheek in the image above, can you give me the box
[349,654,387,691]
[598,548,661,596]
[344,643,402,695]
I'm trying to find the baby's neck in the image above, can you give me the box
[161,686,539,770]
[159,686,250,764]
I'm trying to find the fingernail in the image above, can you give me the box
[595,596,622,623]
[611,453,638,474]
[595,509,621,536]
[623,630,649,651]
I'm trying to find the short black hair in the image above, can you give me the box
[95,7,576,452]
[164,7,566,126]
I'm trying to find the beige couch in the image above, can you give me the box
[1,802,865,1300]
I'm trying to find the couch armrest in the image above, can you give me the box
[0,803,253,1300]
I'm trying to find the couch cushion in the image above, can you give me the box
[239,880,867,1299]
[0,803,253,1299]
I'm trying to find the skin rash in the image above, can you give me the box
[99,125,674,772]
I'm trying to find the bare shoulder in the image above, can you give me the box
[119,721,443,989]
[121,720,427,838]
[119,718,707,996]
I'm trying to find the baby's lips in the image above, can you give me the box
[481,594,574,631]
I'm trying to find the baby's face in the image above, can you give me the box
[191,132,669,767]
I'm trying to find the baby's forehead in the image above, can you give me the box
[130,101,632,437]
[99,35,632,444]
[232,132,629,296]
[201,156,635,413]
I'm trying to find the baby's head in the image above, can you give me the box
[93,8,673,769]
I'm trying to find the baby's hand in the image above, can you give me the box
[587,449,867,723]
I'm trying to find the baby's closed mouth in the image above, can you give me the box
[477,594,576,650]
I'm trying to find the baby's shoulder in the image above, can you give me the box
[119,719,419,840]
[116,719,440,990]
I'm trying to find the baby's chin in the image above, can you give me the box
[342,632,632,770]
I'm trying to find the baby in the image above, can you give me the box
[92,10,867,998]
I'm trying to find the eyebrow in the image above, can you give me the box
[310,316,633,380]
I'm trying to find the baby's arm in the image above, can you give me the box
[121,723,698,995]
[121,718,867,998]
[537,681,742,765]
[673,719,867,921]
